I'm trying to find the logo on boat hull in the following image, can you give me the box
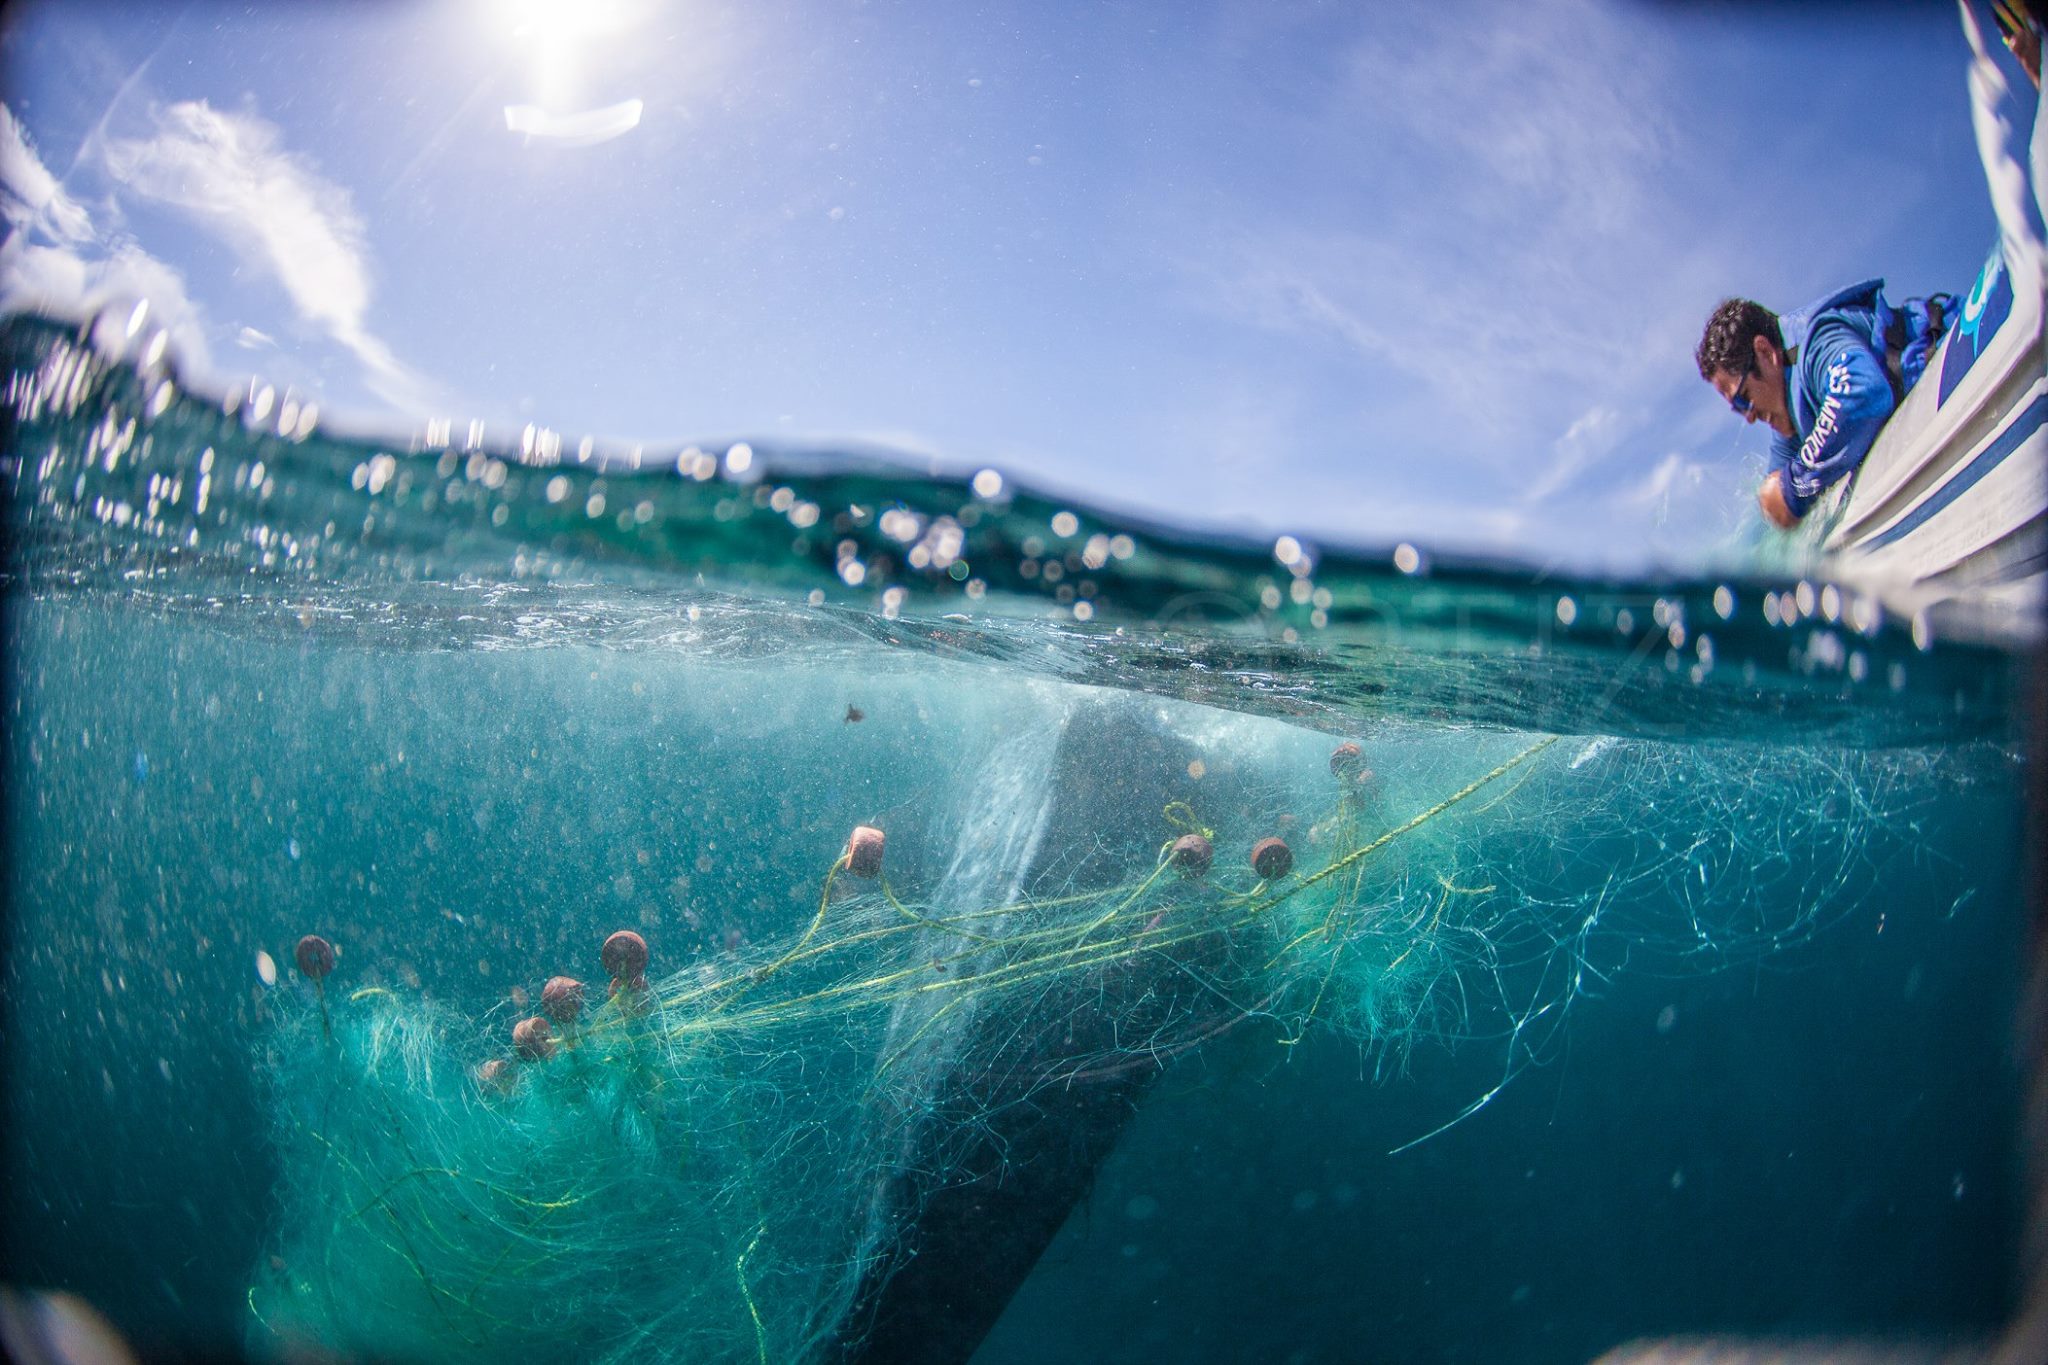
[1937,244,2012,405]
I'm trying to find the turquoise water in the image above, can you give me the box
[0,310,2030,1362]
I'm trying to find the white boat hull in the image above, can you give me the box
[1812,243,2045,634]
[1805,11,2045,641]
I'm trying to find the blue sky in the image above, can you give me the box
[0,0,2033,570]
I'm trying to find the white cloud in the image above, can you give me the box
[1525,404,1624,504]
[1620,451,1703,510]
[1145,1,1825,572]
[1332,2,1667,236]
[101,100,427,410]
[0,104,93,244]
[3,239,212,373]
[0,102,211,371]
[1169,2,1716,474]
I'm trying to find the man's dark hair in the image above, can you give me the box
[1695,298,1783,379]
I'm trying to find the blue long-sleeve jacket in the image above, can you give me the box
[1768,280,1897,518]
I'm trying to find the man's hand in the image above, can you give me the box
[1758,472,1800,529]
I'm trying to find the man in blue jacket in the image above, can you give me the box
[1695,283,1905,529]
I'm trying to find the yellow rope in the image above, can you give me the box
[737,1225,770,1365]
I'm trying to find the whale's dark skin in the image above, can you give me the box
[830,695,1254,1365]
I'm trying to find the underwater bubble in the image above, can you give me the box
[846,825,886,878]
[1169,834,1213,878]
[600,930,648,980]
[540,976,585,1023]
[511,1016,554,1061]
[1251,837,1294,881]
[293,935,334,981]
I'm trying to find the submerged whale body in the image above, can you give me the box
[834,694,1255,1364]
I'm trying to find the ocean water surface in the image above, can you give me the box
[0,310,2031,1363]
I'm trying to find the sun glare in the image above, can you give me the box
[504,0,642,44]
[492,0,650,122]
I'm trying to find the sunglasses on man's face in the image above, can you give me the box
[1725,368,1754,416]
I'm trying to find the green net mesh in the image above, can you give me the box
[247,730,1950,1362]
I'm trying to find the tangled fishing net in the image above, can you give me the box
[246,729,1957,1362]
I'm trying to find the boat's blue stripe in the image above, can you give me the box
[1858,392,2048,553]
